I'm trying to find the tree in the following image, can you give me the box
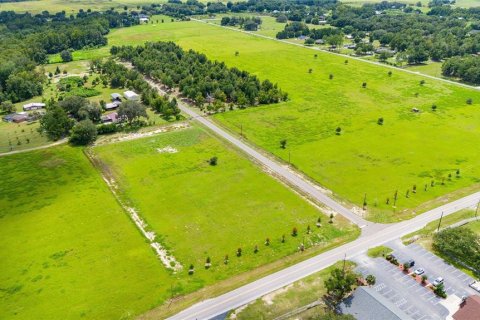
[276,15,288,23]
[366,274,376,286]
[335,127,341,135]
[60,50,73,62]
[324,268,357,306]
[59,96,89,119]
[69,119,97,145]
[292,227,298,237]
[118,100,147,125]
[433,227,479,272]
[0,100,14,114]
[39,105,73,140]
[209,156,218,166]
[280,139,287,149]
[377,117,384,125]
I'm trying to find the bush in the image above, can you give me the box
[97,123,119,135]
[60,50,73,62]
[69,119,98,145]
[209,156,218,166]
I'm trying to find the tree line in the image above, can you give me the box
[112,42,288,111]
[220,16,262,31]
[442,55,480,84]
[0,10,140,103]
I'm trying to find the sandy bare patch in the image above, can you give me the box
[262,283,294,305]
[99,161,182,272]
[157,146,178,154]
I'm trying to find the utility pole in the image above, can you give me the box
[288,151,291,164]
[342,253,346,276]
[437,211,444,232]
[240,124,243,137]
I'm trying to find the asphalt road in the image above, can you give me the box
[168,191,480,320]
[192,19,480,92]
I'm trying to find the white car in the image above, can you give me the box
[414,268,425,276]
[432,277,444,287]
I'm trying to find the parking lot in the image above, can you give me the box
[354,255,448,320]
[388,241,478,298]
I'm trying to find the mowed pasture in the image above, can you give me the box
[94,126,358,287]
[75,20,480,222]
[0,0,166,13]
[0,146,171,319]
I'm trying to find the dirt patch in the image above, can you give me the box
[157,146,178,154]
[84,149,182,272]
[261,283,294,305]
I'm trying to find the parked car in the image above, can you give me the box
[406,259,415,267]
[414,268,425,276]
[432,277,444,287]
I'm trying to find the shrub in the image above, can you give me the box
[236,247,242,257]
[366,274,376,285]
[292,227,298,237]
[188,264,194,275]
[209,156,218,166]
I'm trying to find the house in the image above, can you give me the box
[101,112,118,123]
[338,286,410,320]
[111,93,122,102]
[12,112,29,123]
[105,101,121,110]
[298,35,307,40]
[23,102,45,111]
[139,16,149,23]
[453,295,480,320]
[123,90,139,101]
[315,39,325,44]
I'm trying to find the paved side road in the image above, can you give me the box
[191,19,480,92]
[168,192,480,320]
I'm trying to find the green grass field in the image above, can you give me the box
[57,20,480,222]
[94,125,359,285]
[0,146,172,319]
[0,0,166,14]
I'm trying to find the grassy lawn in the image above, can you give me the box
[57,20,480,223]
[367,245,393,258]
[0,146,172,319]
[405,61,444,78]
[94,125,359,293]
[231,261,356,319]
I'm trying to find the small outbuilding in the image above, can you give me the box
[101,112,118,123]
[123,90,139,101]
[23,102,45,111]
[105,101,121,110]
[111,93,122,102]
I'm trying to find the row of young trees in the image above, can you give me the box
[220,16,262,31]
[112,42,288,109]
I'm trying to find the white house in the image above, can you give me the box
[123,90,139,101]
[23,102,45,111]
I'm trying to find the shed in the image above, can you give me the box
[23,102,45,111]
[101,112,118,123]
[111,93,122,101]
[123,90,139,101]
[105,101,121,110]
[453,295,480,320]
